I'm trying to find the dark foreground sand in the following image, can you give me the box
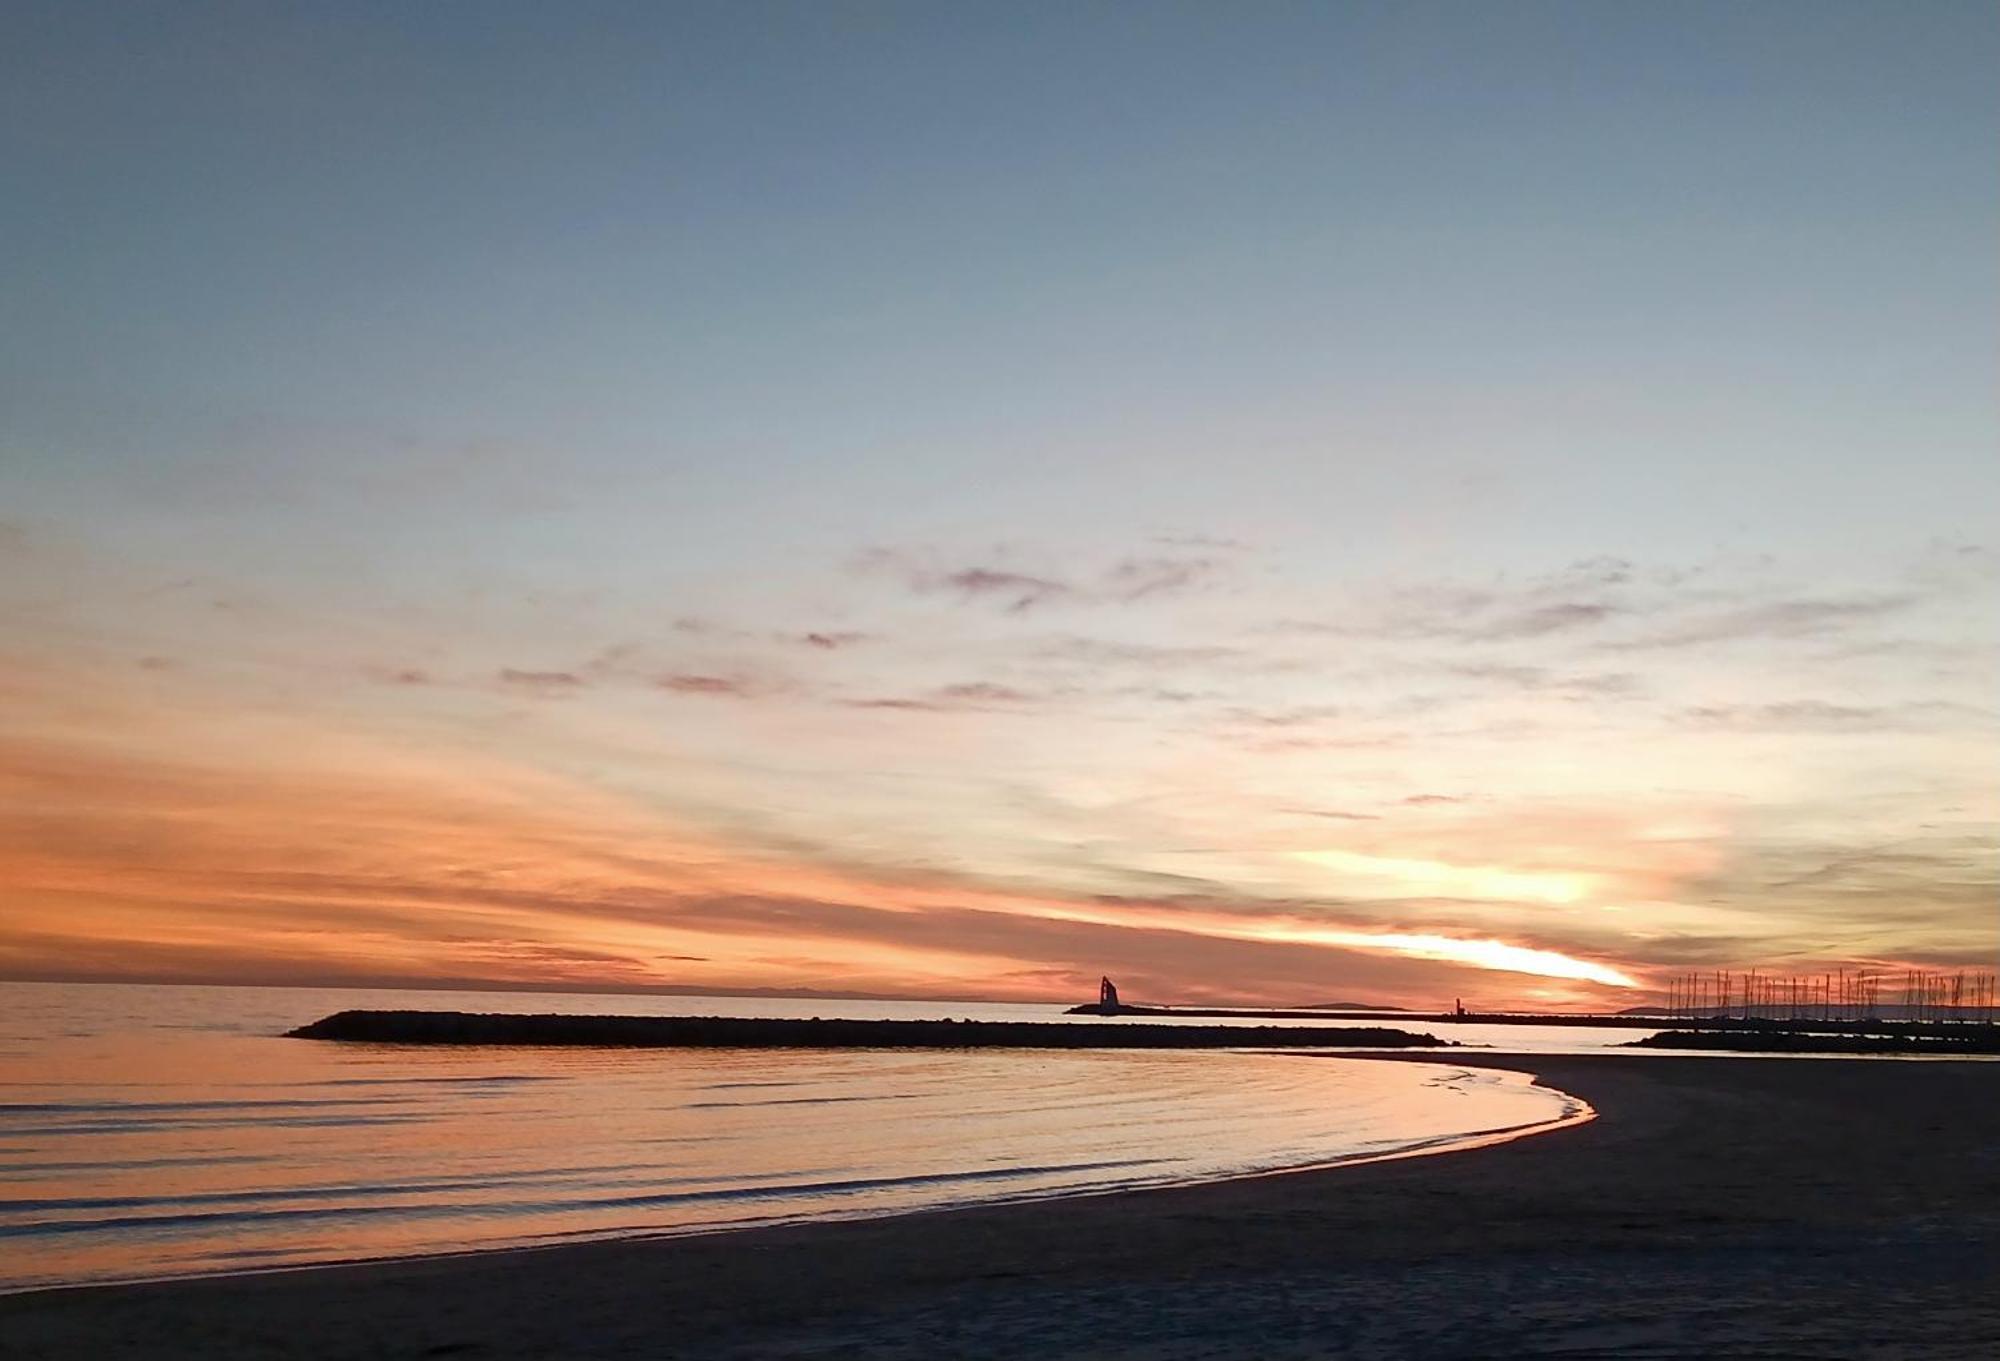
[6,1054,1997,1360]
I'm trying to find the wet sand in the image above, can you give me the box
[6,1054,1997,1359]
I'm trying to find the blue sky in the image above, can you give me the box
[3,3,1995,1003]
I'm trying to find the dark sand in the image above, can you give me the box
[6,1054,1996,1359]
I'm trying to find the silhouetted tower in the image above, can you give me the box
[1098,976,1121,1014]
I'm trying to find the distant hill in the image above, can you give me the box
[1292,1001,1406,1011]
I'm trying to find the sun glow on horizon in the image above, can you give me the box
[1267,927,1639,988]
[2,1,1995,1030]
[1010,899,1639,989]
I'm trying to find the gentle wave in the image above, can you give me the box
[0,983,1588,1291]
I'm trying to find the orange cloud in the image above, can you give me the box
[0,715,1650,1007]
[7,613,1984,1012]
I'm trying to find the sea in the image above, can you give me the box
[0,982,1633,1293]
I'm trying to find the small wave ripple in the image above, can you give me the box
[0,984,1582,1291]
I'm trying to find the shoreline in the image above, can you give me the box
[6,1053,1995,1358]
[0,1058,1588,1299]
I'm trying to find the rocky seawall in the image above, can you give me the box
[287,1010,1448,1049]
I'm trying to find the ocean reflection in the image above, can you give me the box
[0,983,1584,1290]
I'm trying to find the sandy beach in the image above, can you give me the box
[6,1053,1996,1359]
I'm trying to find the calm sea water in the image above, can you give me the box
[0,983,1598,1292]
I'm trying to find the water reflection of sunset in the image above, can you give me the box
[0,985,1585,1291]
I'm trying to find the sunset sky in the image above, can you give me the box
[4,3,1995,1009]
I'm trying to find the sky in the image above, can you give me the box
[3,2,1995,1009]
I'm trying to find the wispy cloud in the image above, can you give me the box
[1606,595,1917,651]
[1446,664,1643,698]
[1265,553,1964,675]
[856,546,1224,612]
[1276,559,1645,643]
[1150,532,1251,552]
[1221,703,1344,729]
[936,682,1035,704]
[852,549,1074,612]
[657,674,758,698]
[842,681,1040,713]
[1037,637,1242,668]
[1471,601,1623,640]
[1680,699,1995,733]
[498,668,586,695]
[1102,556,1221,603]
[939,567,1073,612]
[796,631,869,650]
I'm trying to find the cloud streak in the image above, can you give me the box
[498,668,586,694]
[657,674,758,698]
[1605,595,1918,651]
[855,547,1223,613]
[1679,700,1996,733]
[0,724,1674,1003]
[841,681,1040,713]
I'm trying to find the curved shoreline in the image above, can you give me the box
[5,1054,1995,1359]
[0,1057,1582,1298]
